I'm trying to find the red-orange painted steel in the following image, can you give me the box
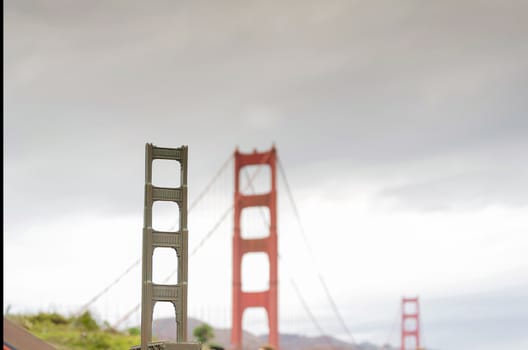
[231,147,278,350]
[401,297,421,350]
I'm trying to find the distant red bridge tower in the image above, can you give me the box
[401,297,421,350]
[231,147,278,350]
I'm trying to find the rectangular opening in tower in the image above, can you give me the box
[153,159,181,188]
[403,301,417,314]
[152,247,178,284]
[403,336,417,350]
[239,165,271,195]
[153,201,180,231]
[152,301,178,342]
[403,318,417,332]
[241,252,270,292]
[241,206,270,239]
[242,307,269,350]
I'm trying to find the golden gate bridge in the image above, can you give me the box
[76,144,425,350]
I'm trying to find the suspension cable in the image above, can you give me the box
[113,204,234,329]
[76,259,140,317]
[113,154,269,329]
[243,167,336,343]
[277,156,356,344]
[77,155,233,317]
[191,154,233,212]
[318,273,356,343]
[281,255,326,335]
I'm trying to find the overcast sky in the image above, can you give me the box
[4,1,528,350]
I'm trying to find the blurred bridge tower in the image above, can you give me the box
[231,147,278,350]
[401,297,421,350]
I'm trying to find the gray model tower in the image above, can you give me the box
[132,144,200,350]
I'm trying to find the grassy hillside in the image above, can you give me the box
[6,311,141,350]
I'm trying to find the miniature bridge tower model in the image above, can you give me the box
[133,143,200,350]
[231,147,279,350]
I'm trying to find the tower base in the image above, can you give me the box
[131,342,201,350]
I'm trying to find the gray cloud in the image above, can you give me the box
[4,0,527,224]
[4,0,528,223]
[377,142,528,211]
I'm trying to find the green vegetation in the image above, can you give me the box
[192,322,223,350]
[193,322,214,344]
[7,311,141,350]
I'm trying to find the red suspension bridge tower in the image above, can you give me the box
[401,297,421,350]
[231,147,279,350]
